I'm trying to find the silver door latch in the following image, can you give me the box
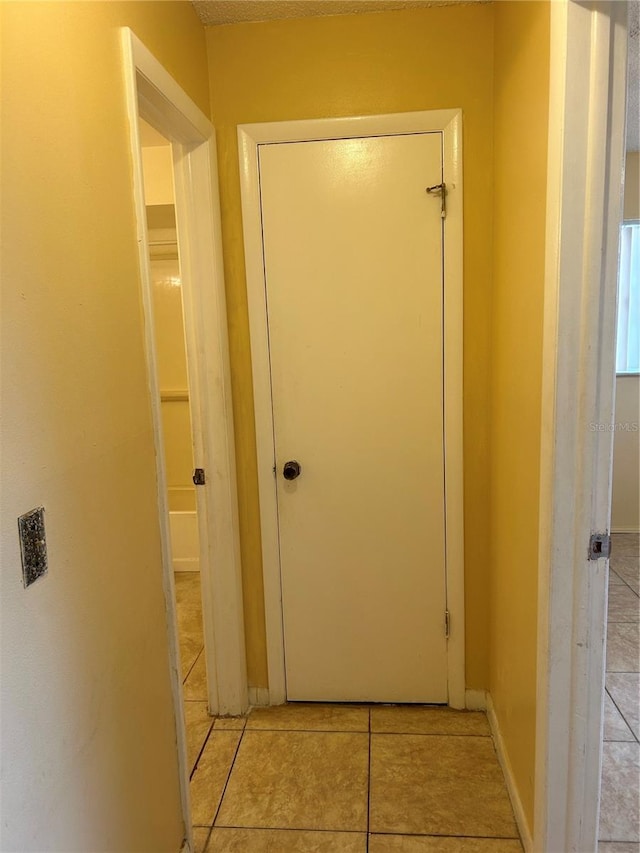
[588,532,611,560]
[192,468,206,486]
[426,183,446,219]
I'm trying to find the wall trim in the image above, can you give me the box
[248,687,270,707]
[238,109,465,709]
[486,694,532,853]
[534,3,628,851]
[122,28,247,716]
[121,27,248,849]
[611,527,640,534]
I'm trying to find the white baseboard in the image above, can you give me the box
[486,693,532,852]
[248,686,270,706]
[465,689,487,710]
[173,558,200,572]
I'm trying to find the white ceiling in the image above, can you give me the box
[192,0,638,151]
[191,0,482,26]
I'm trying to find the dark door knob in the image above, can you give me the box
[283,460,301,480]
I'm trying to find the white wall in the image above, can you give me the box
[142,141,197,515]
[611,377,640,531]
[611,151,640,533]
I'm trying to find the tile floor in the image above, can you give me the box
[186,703,522,853]
[600,533,640,851]
[175,574,521,852]
[175,572,213,775]
[175,546,640,853]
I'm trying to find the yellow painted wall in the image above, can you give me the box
[142,146,175,206]
[1,2,208,850]
[207,3,495,689]
[490,0,550,833]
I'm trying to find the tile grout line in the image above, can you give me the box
[189,717,215,780]
[604,686,639,744]
[210,724,245,829]
[244,727,490,737]
[245,727,370,734]
[204,825,366,835]
[204,824,521,839]
[366,707,372,853]
[609,568,640,599]
[199,823,214,853]
[367,830,522,839]
[183,645,205,687]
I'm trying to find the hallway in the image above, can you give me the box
[174,570,522,851]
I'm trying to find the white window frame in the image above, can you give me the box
[616,219,640,375]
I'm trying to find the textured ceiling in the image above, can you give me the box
[191,0,481,26]
[192,0,638,151]
[627,1,639,152]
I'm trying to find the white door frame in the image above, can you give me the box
[121,27,248,842]
[238,110,465,708]
[535,2,628,851]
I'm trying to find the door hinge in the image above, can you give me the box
[444,609,451,639]
[426,182,446,219]
[192,468,206,486]
[588,532,611,560]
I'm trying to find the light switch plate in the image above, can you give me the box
[18,507,48,588]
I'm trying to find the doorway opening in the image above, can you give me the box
[534,3,631,850]
[598,24,640,835]
[138,118,210,776]
[121,28,247,847]
[238,110,465,709]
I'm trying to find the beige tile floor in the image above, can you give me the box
[175,551,640,853]
[188,703,521,853]
[175,574,521,851]
[600,534,640,851]
[175,572,212,775]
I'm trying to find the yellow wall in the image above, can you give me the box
[490,0,550,832]
[142,146,175,206]
[207,3,495,689]
[0,2,208,850]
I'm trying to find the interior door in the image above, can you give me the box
[258,132,447,703]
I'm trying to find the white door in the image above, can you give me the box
[258,132,447,703]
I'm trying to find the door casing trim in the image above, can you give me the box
[121,28,248,843]
[238,110,465,708]
[534,2,628,850]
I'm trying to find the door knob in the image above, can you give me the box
[283,460,301,481]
